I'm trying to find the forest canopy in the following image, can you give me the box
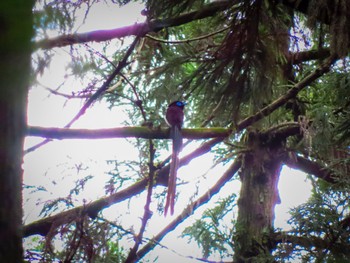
[19,0,350,262]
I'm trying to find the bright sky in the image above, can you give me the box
[24,2,312,262]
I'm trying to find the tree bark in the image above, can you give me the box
[0,0,33,261]
[234,130,284,262]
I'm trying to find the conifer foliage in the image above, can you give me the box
[22,0,350,262]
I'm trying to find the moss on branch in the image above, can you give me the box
[26,126,231,140]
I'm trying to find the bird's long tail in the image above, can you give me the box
[164,125,182,216]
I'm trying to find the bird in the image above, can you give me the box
[164,101,185,216]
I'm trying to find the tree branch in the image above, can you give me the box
[237,56,337,132]
[136,158,241,261]
[25,36,140,154]
[23,138,223,237]
[283,154,336,183]
[26,126,230,140]
[273,231,350,256]
[125,140,156,263]
[261,122,301,140]
[65,37,140,128]
[289,48,331,64]
[145,26,230,44]
[274,232,329,250]
[35,1,232,50]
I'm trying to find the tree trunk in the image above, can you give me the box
[234,130,284,262]
[0,1,33,262]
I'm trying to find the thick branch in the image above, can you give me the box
[274,232,329,250]
[26,126,230,140]
[274,231,350,255]
[35,0,337,50]
[283,154,336,183]
[23,179,147,237]
[261,122,301,140]
[289,49,331,64]
[23,138,223,237]
[36,1,232,50]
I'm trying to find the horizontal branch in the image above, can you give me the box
[36,23,146,49]
[274,231,350,255]
[261,122,301,140]
[26,126,230,140]
[35,1,232,49]
[35,0,335,50]
[289,48,331,64]
[274,232,329,250]
[283,154,336,183]
[23,137,223,237]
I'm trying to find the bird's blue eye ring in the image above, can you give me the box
[176,101,185,106]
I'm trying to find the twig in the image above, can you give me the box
[23,137,223,238]
[44,86,91,99]
[66,37,140,128]
[124,140,156,263]
[201,95,225,127]
[145,26,230,44]
[136,158,241,260]
[24,36,140,154]
[236,56,337,132]
[83,43,148,121]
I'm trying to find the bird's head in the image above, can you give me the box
[169,101,186,109]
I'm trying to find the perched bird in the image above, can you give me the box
[165,101,185,216]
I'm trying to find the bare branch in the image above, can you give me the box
[65,37,140,128]
[125,140,156,263]
[43,86,90,99]
[25,36,140,154]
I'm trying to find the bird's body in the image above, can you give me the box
[165,101,185,216]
